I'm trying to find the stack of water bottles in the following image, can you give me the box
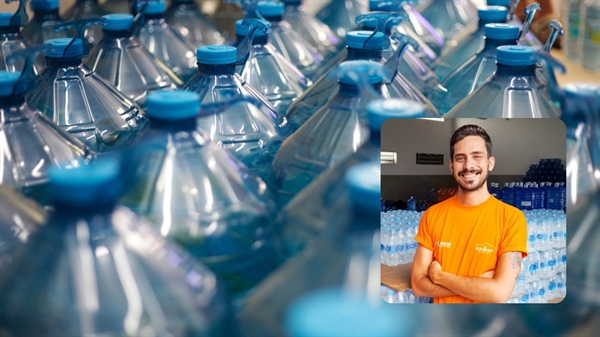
[381,285,431,304]
[524,158,567,184]
[509,210,567,303]
[380,209,422,267]
[500,181,567,211]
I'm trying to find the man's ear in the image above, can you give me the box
[448,159,453,174]
[488,156,496,171]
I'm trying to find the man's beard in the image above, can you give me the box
[454,168,488,192]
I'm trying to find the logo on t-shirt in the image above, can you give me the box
[475,243,495,254]
[435,241,452,248]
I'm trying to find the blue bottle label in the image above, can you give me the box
[549,281,556,291]
[557,282,565,289]
[548,259,556,267]
[385,246,391,253]
[529,264,536,273]
[518,274,525,282]
[521,293,529,303]
[409,242,417,250]
[539,288,545,297]
[396,245,405,253]
[380,243,385,252]
[540,261,546,269]
[561,255,567,263]
[529,234,536,243]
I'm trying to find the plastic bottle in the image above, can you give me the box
[86,14,182,108]
[26,36,146,153]
[429,23,520,114]
[63,0,106,47]
[415,0,479,43]
[165,0,230,47]
[280,0,340,60]
[21,0,69,45]
[119,90,280,298]
[407,196,416,211]
[269,61,390,209]
[581,0,600,71]
[444,46,562,118]
[563,0,583,60]
[316,0,369,40]
[488,0,544,48]
[234,18,310,115]
[433,5,509,81]
[134,0,197,83]
[275,99,426,257]
[255,1,322,80]
[0,160,238,336]
[0,70,96,203]
[0,12,29,72]
[182,45,292,182]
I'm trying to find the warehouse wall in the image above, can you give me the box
[382,118,566,176]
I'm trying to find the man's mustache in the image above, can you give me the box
[459,168,482,176]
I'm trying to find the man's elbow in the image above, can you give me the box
[490,287,514,303]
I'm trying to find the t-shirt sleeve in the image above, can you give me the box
[498,208,529,258]
[415,209,434,251]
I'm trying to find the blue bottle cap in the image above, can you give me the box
[346,162,381,210]
[280,0,302,4]
[44,38,83,58]
[369,0,396,11]
[484,23,520,40]
[138,1,166,14]
[496,45,537,66]
[487,0,510,5]
[30,0,59,11]
[346,31,385,51]
[286,288,401,337]
[478,6,508,22]
[0,71,27,96]
[235,19,270,37]
[0,13,19,26]
[196,45,237,65]
[256,2,285,17]
[146,90,200,120]
[172,0,194,2]
[337,60,383,85]
[102,14,134,31]
[367,99,426,131]
[48,160,121,206]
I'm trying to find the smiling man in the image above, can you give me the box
[410,124,528,303]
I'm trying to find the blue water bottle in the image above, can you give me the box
[21,0,69,45]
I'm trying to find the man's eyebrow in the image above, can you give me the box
[454,151,485,157]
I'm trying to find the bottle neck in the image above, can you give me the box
[45,57,83,67]
[0,25,20,34]
[102,29,134,38]
[346,48,383,61]
[33,9,61,21]
[484,38,518,49]
[148,117,198,131]
[236,34,269,46]
[197,63,237,76]
[339,82,382,96]
[496,63,538,76]
[478,18,504,29]
[0,94,25,109]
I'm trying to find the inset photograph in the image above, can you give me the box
[380,118,567,304]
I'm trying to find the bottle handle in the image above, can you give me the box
[355,11,409,50]
[532,51,566,107]
[518,2,541,41]
[236,18,270,65]
[4,0,28,27]
[543,20,563,53]
[52,18,107,58]
[381,32,419,84]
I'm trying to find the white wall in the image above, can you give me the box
[382,118,566,176]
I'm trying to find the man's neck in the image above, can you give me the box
[456,187,491,207]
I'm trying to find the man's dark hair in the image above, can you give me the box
[450,124,492,160]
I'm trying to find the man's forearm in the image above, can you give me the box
[433,271,509,303]
[413,275,457,298]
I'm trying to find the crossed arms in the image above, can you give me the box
[410,244,522,303]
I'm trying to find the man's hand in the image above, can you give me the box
[428,260,443,283]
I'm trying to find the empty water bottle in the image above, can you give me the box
[234,18,310,115]
[429,23,520,114]
[239,163,396,336]
[488,0,543,48]
[0,185,45,271]
[581,0,600,71]
[269,61,392,208]
[415,0,479,43]
[86,14,182,107]
[0,70,95,202]
[134,0,197,83]
[0,11,29,72]
[276,99,426,257]
[63,0,106,47]
[444,46,561,118]
[316,0,369,40]
[182,44,292,181]
[434,5,508,81]
[165,0,230,47]
[20,0,69,45]
[26,35,146,153]
[119,90,280,298]
[280,0,340,60]
[407,196,416,211]
[255,1,322,79]
[0,160,238,336]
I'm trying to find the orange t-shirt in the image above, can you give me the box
[415,195,528,304]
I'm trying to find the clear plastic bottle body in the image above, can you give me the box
[581,0,600,71]
[282,3,340,60]
[86,30,181,108]
[63,0,106,47]
[26,58,146,153]
[21,9,68,45]
[165,0,231,47]
[120,120,281,297]
[0,26,29,72]
[316,0,369,40]
[415,0,479,43]
[182,64,292,182]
